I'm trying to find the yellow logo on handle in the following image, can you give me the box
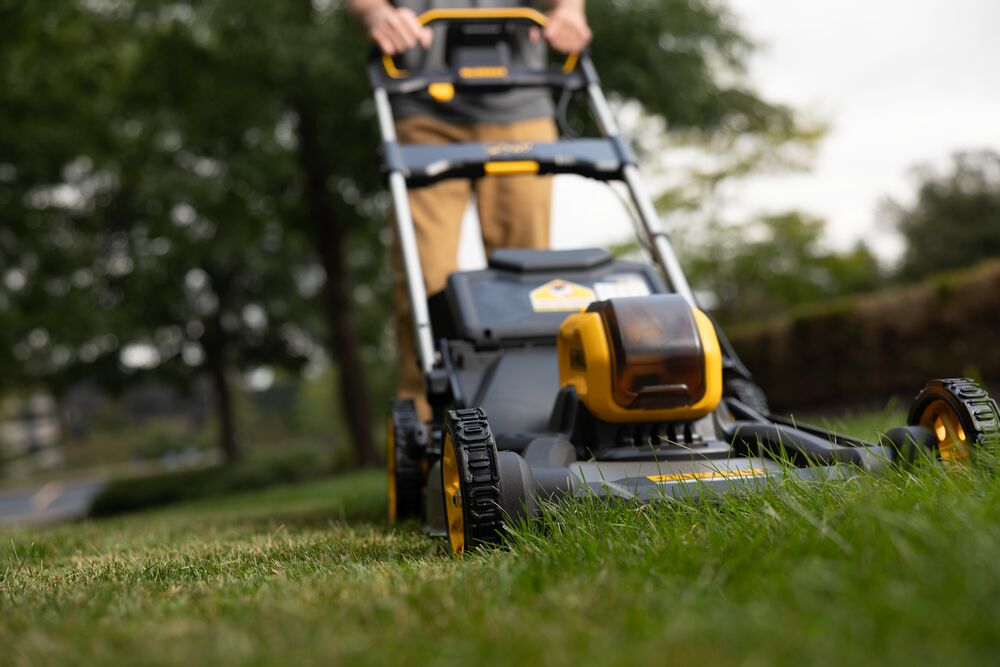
[459,66,509,79]
[530,279,596,312]
[486,141,534,156]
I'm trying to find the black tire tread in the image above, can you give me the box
[391,400,424,520]
[726,378,771,415]
[908,378,1000,449]
[446,407,505,549]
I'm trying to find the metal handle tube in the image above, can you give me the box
[622,165,696,306]
[375,87,436,375]
[586,82,620,137]
[585,81,697,307]
[374,87,398,141]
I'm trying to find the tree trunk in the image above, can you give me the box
[294,97,377,468]
[206,346,239,464]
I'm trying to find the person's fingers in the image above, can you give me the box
[367,7,396,54]
[543,21,563,47]
[397,7,434,49]
[373,31,397,55]
[374,25,402,54]
[370,9,433,55]
[547,27,573,53]
[417,25,433,49]
[384,12,416,52]
[544,13,592,53]
[372,20,401,55]
[528,26,541,44]
[394,10,423,48]
[389,16,419,53]
[395,8,432,51]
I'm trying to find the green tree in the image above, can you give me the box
[886,150,1000,281]
[589,0,797,135]
[2,0,810,465]
[679,213,882,325]
[0,1,133,396]
[1,2,333,462]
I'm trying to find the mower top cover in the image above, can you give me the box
[444,249,666,347]
[557,295,723,424]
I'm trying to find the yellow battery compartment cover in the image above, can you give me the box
[557,295,722,424]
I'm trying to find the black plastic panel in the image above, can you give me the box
[446,342,559,445]
[489,248,612,272]
[397,138,624,186]
[445,252,668,348]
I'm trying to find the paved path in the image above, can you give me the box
[0,477,107,527]
[0,451,223,527]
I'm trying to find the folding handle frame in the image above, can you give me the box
[369,10,696,382]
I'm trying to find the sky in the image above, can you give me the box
[459,0,1000,268]
[724,0,1000,260]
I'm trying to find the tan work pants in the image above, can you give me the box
[392,115,557,420]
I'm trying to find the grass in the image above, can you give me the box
[3,411,1000,666]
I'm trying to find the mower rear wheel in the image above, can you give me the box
[387,400,424,524]
[726,378,771,415]
[908,378,1000,463]
[441,408,505,555]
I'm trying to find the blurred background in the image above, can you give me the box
[2,0,998,522]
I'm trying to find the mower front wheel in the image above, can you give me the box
[907,378,1000,463]
[441,408,507,555]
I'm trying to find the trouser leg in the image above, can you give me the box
[392,116,473,421]
[474,117,558,256]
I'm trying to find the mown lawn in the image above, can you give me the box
[3,410,1000,666]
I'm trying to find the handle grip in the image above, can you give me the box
[378,8,580,83]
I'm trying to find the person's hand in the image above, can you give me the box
[541,4,592,54]
[365,6,432,56]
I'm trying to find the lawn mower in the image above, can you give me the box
[370,9,1000,555]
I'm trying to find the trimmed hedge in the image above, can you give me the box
[729,260,1000,411]
[88,448,337,517]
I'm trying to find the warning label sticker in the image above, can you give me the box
[529,279,596,312]
[594,275,651,301]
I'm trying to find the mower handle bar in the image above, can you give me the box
[370,8,585,95]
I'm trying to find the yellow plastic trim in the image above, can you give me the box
[484,160,540,176]
[386,416,397,524]
[428,82,455,102]
[442,433,465,555]
[459,66,509,79]
[417,7,549,27]
[648,468,766,484]
[562,52,580,74]
[557,307,723,424]
[382,56,409,79]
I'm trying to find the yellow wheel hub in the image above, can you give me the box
[386,416,397,524]
[442,433,465,555]
[918,399,970,463]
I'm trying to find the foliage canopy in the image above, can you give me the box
[887,150,1000,281]
[1,0,805,459]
